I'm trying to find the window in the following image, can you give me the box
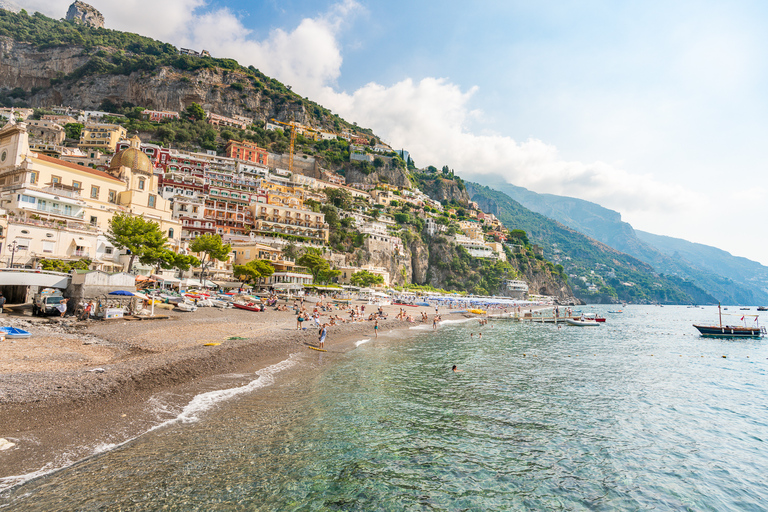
[168,228,174,238]
[51,176,61,184]
[29,171,38,184]
[105,247,113,255]
[108,190,117,204]
[138,178,145,190]
[20,194,35,204]
[90,216,98,226]
[42,241,55,254]
[148,195,156,208]
[72,181,81,190]
[91,185,99,198]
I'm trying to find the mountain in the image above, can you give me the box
[466,182,716,304]
[481,180,768,305]
[0,9,365,137]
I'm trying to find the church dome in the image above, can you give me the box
[109,137,153,174]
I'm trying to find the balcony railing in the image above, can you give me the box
[10,216,98,233]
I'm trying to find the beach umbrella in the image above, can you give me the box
[108,290,134,296]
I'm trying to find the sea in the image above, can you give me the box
[1,305,767,511]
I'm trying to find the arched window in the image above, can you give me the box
[168,228,174,239]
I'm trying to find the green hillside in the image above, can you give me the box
[481,180,768,305]
[466,183,717,304]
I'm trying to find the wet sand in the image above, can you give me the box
[0,302,480,485]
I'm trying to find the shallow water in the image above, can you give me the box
[2,306,767,511]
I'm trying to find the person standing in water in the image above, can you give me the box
[319,323,327,349]
[374,319,379,338]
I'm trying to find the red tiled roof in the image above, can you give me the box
[34,153,124,183]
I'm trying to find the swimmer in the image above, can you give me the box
[452,365,463,372]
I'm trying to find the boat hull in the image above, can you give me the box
[233,303,263,312]
[565,319,600,326]
[693,325,764,338]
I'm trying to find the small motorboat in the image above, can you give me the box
[176,301,198,312]
[0,327,32,338]
[233,302,263,312]
[566,317,600,326]
[758,306,768,311]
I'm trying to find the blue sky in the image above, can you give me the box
[24,0,768,264]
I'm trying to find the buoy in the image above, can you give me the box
[722,355,727,358]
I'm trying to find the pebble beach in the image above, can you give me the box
[0,302,456,485]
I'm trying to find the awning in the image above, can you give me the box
[71,239,93,247]
[135,275,156,282]
[272,283,304,290]
[151,274,181,284]
[213,281,243,289]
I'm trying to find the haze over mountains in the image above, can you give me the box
[480,180,768,305]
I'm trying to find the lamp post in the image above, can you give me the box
[8,240,18,269]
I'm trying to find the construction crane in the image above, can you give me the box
[288,119,296,175]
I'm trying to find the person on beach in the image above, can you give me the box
[318,323,327,349]
[296,312,305,330]
[57,298,68,317]
[0,292,5,314]
[374,319,379,338]
[433,316,438,330]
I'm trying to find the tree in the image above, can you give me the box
[185,102,205,121]
[373,156,384,168]
[107,213,167,272]
[189,234,231,284]
[64,122,83,140]
[350,270,384,287]
[282,243,298,260]
[233,259,275,286]
[296,253,333,284]
[324,187,353,210]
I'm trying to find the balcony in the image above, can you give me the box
[42,185,82,199]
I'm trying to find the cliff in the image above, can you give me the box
[66,2,104,29]
[417,176,470,206]
[344,164,412,188]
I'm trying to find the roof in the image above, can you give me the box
[34,153,124,183]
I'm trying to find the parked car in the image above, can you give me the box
[32,289,65,316]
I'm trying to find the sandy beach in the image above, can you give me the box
[0,301,506,485]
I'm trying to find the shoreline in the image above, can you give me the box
[0,303,470,488]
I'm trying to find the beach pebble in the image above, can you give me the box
[0,438,16,451]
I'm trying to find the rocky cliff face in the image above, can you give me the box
[419,177,470,206]
[0,37,315,126]
[345,165,411,188]
[66,1,104,29]
[0,38,91,90]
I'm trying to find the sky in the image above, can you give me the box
[20,0,768,265]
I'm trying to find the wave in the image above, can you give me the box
[355,339,371,346]
[0,354,299,496]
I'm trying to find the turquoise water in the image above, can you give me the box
[2,306,768,511]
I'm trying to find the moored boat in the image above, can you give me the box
[758,306,768,311]
[693,304,765,338]
[565,317,600,326]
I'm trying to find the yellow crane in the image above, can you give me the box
[288,120,296,175]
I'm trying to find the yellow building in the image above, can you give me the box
[0,123,180,270]
[249,202,329,243]
[79,123,127,153]
[459,220,484,241]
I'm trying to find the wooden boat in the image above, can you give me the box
[565,317,600,326]
[233,302,263,312]
[693,304,765,338]
[0,327,32,338]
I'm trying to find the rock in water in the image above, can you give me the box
[65,1,105,29]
